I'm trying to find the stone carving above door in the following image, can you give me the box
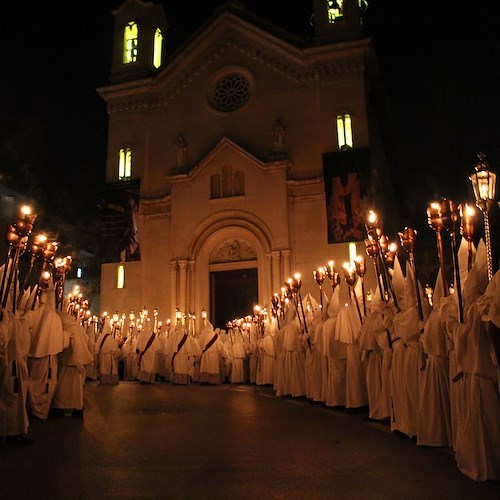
[210,239,257,264]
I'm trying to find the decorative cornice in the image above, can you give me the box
[105,33,367,114]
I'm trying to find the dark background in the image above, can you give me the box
[1,0,499,260]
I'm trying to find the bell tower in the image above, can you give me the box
[313,0,367,43]
[110,0,167,85]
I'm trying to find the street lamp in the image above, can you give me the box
[469,152,497,281]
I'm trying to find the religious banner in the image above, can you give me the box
[322,148,370,243]
[99,179,141,263]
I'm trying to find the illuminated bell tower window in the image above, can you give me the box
[337,113,353,150]
[153,28,163,69]
[117,265,125,289]
[327,0,344,23]
[123,22,138,64]
[118,147,132,180]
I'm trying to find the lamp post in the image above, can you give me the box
[469,152,497,281]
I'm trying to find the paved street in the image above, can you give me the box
[1,381,498,499]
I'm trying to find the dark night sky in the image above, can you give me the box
[1,1,499,249]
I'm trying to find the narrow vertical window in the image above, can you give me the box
[234,171,245,196]
[222,165,233,198]
[117,265,125,289]
[210,174,221,199]
[327,0,343,23]
[153,28,163,69]
[118,147,132,180]
[337,113,353,150]
[123,22,138,64]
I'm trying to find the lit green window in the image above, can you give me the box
[117,265,125,289]
[327,0,343,23]
[153,28,163,69]
[123,22,138,64]
[118,147,132,180]
[337,113,353,150]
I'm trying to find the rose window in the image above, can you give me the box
[209,73,251,112]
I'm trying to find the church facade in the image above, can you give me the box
[98,0,395,327]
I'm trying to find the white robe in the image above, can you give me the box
[24,301,64,419]
[0,309,30,437]
[136,330,160,383]
[95,330,121,384]
[52,312,93,411]
[450,266,500,481]
[199,330,224,384]
[417,307,452,447]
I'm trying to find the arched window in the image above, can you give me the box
[233,171,245,196]
[210,174,221,199]
[336,113,353,150]
[118,147,132,180]
[153,28,163,69]
[117,265,125,289]
[327,0,343,23]
[123,22,138,64]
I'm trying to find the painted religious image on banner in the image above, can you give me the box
[99,180,141,263]
[323,149,370,243]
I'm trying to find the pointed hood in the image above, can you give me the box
[392,255,406,310]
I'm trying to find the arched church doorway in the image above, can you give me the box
[210,267,258,328]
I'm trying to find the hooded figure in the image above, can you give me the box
[24,285,64,419]
[321,286,346,407]
[417,271,452,447]
[279,302,306,397]
[448,242,500,481]
[358,290,388,421]
[389,260,423,438]
[230,328,247,384]
[199,324,225,384]
[0,307,32,443]
[51,311,93,418]
[256,317,276,386]
[169,323,194,385]
[304,294,323,402]
[95,321,121,385]
[136,327,160,384]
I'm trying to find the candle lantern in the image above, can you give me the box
[469,152,497,281]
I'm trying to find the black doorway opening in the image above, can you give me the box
[210,268,258,329]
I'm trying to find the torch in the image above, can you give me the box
[54,255,72,311]
[343,262,363,323]
[440,198,464,323]
[469,152,497,281]
[16,233,47,309]
[398,227,424,321]
[325,260,341,293]
[427,202,449,297]
[354,255,367,316]
[1,205,36,311]
[460,203,476,272]
[313,267,325,311]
